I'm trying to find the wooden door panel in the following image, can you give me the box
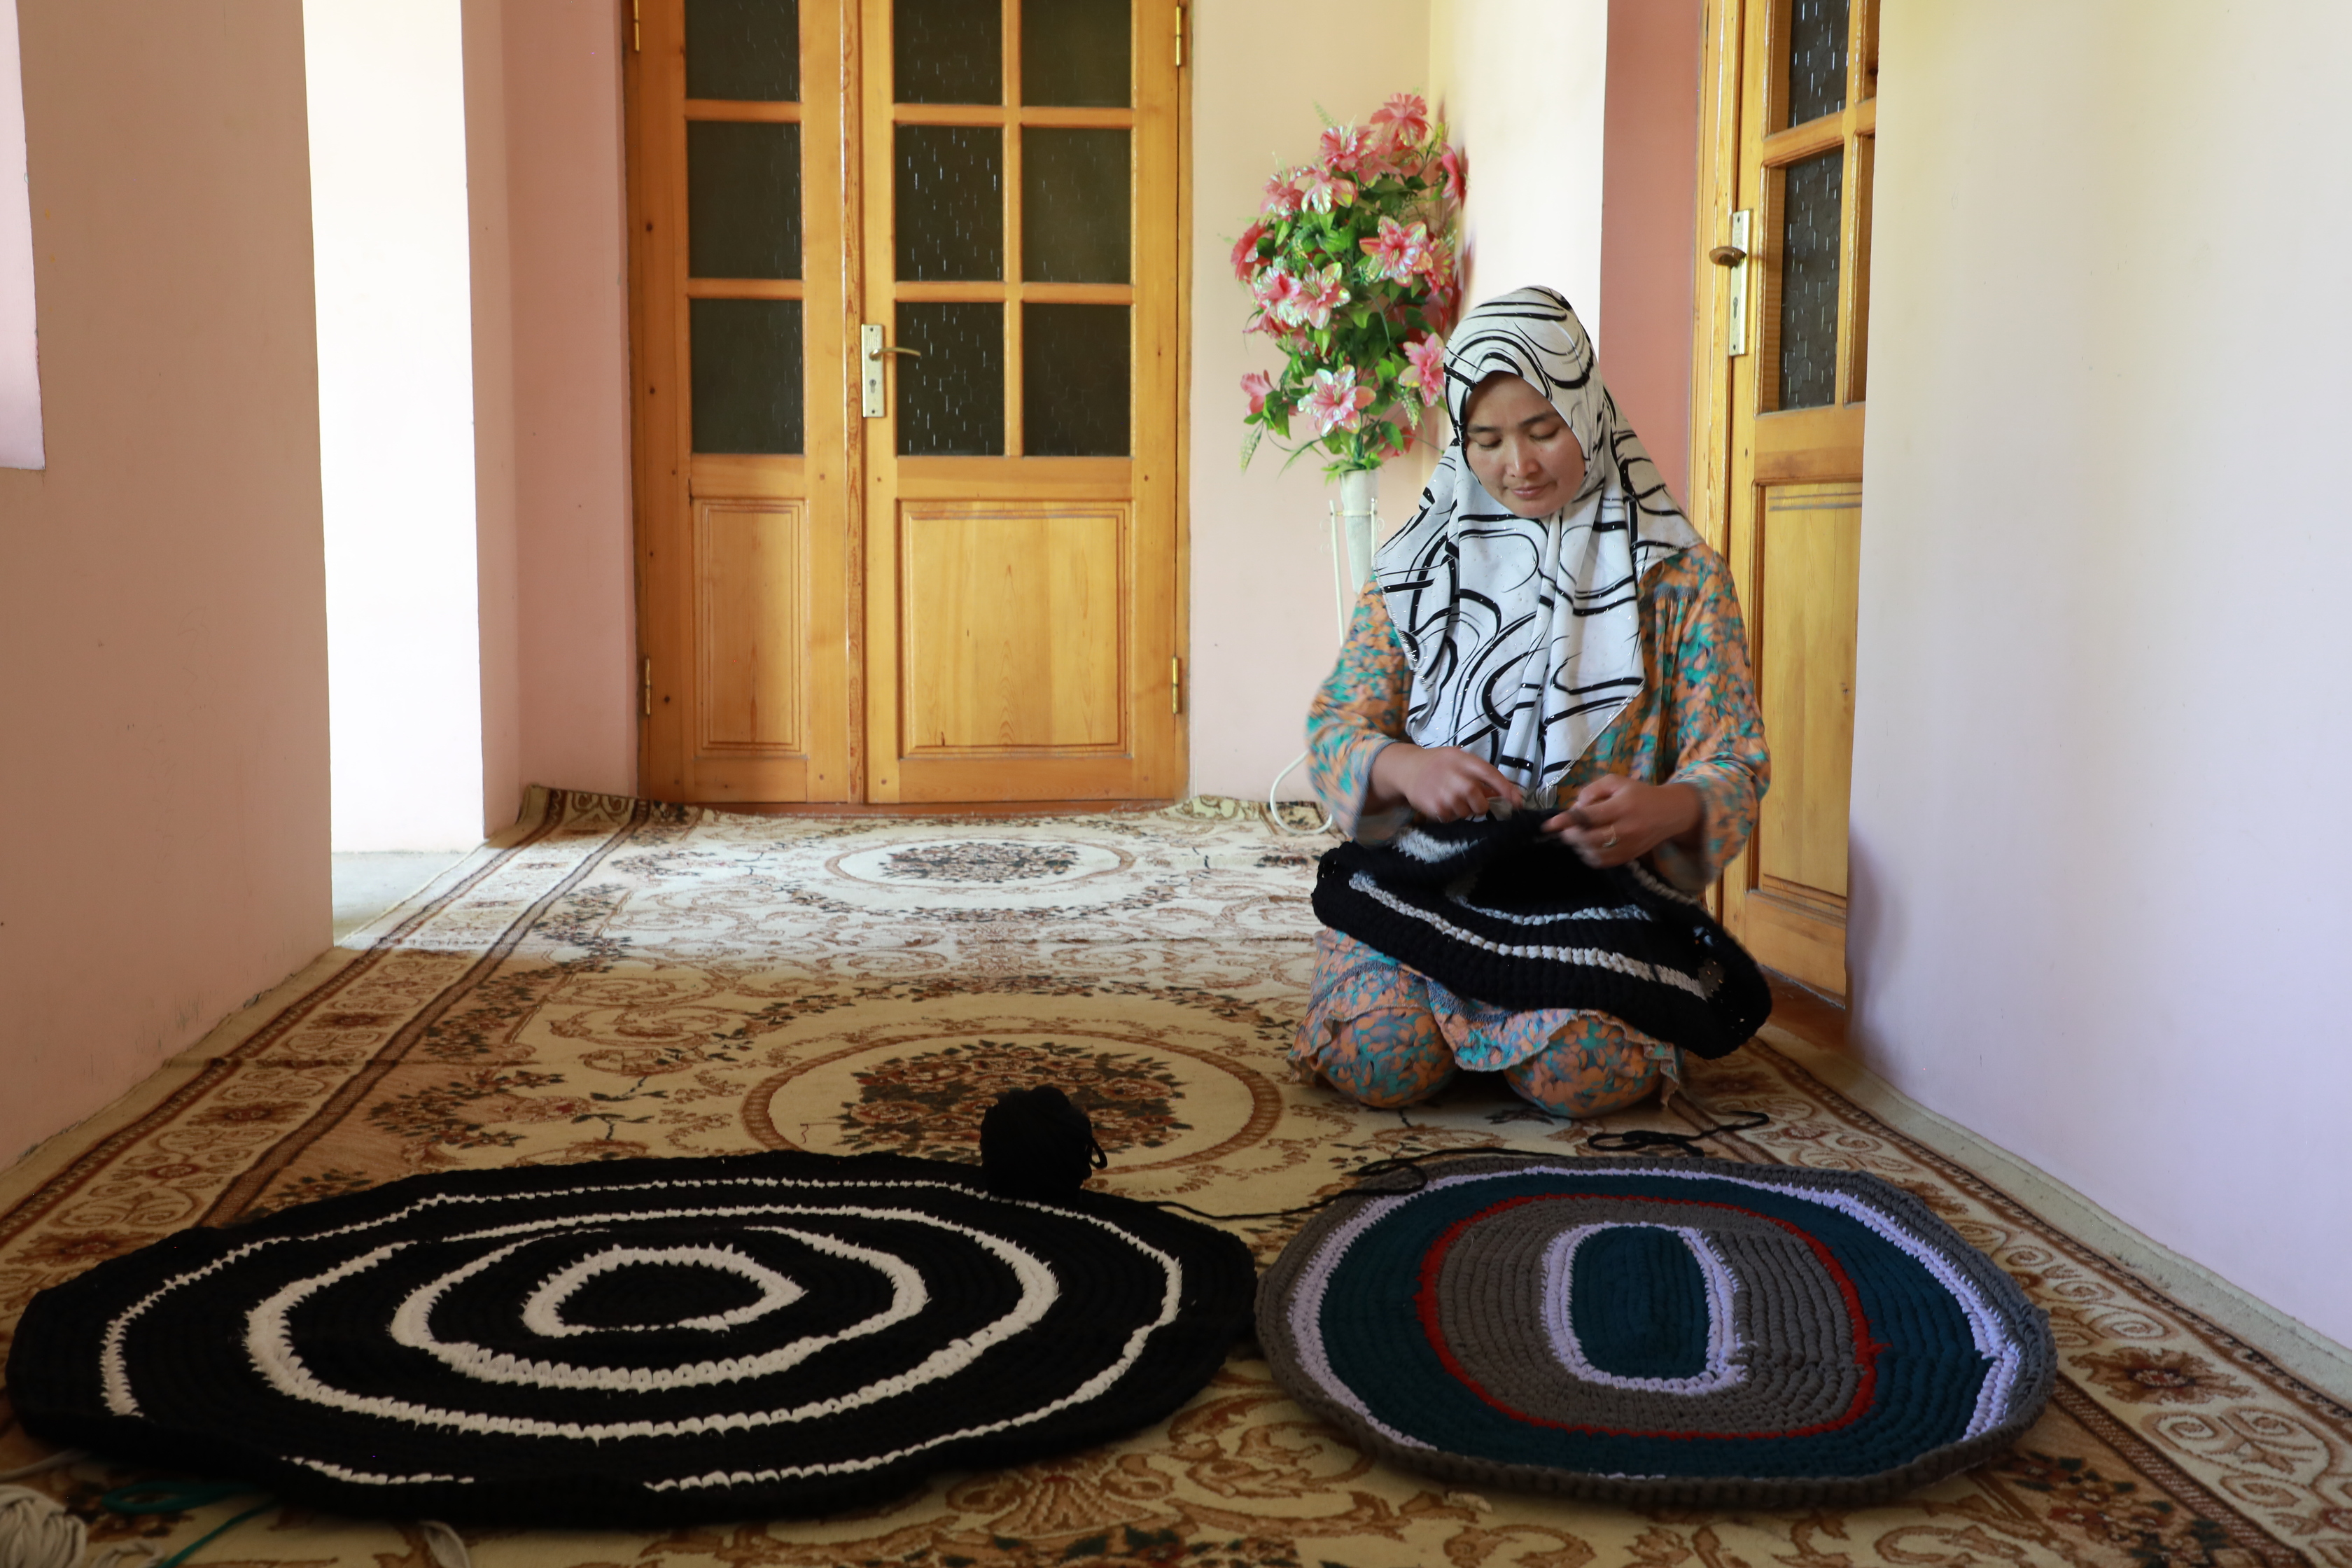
[696,500,808,754]
[1754,481,1860,899]
[1754,404,1862,482]
[899,504,1127,754]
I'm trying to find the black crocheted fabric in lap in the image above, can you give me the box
[1312,813,1770,1057]
[1258,1154,2057,1509]
[7,1151,1256,1527]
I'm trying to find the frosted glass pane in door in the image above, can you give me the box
[895,0,1002,103]
[1021,0,1129,107]
[692,299,804,453]
[896,126,1003,281]
[688,122,802,279]
[685,0,799,100]
[897,302,1004,456]
[1021,129,1128,284]
[1786,0,1849,126]
[1776,149,1842,411]
[1023,304,1127,456]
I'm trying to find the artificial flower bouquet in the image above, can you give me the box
[1234,92,1465,475]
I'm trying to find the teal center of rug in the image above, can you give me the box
[1568,1225,1710,1380]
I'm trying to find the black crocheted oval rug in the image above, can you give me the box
[1257,1154,2054,1508]
[8,1151,1255,1526]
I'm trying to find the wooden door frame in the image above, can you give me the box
[1686,0,1745,569]
[1686,0,1874,991]
[622,1,1194,808]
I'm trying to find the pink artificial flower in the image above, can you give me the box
[1294,166,1357,213]
[1253,264,1306,321]
[1261,169,1303,218]
[1369,92,1432,148]
[1292,262,1350,329]
[1230,221,1269,281]
[1299,365,1376,438]
[1318,123,1376,176]
[1437,144,1467,205]
[1240,370,1274,416]
[1399,333,1447,407]
[1359,216,1432,284]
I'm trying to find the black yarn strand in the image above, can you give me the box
[1582,1109,1770,1156]
[1140,1146,1572,1224]
[978,1082,1770,1220]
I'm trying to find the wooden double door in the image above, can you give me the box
[627,0,1184,804]
[1693,0,1877,995]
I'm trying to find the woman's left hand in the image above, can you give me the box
[1542,776,1704,868]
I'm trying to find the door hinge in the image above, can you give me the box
[631,0,640,52]
[641,656,653,717]
[1170,655,1184,715]
[1173,6,1185,69]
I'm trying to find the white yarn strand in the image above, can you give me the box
[418,1521,472,1568]
[0,1486,87,1568]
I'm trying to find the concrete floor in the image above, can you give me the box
[331,849,470,941]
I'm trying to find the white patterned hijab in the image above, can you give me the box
[1373,286,1702,796]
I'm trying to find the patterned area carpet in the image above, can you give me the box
[2,789,2347,1567]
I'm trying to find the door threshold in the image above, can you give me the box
[1764,968,1847,1052]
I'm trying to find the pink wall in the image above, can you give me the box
[459,0,636,817]
[493,1,638,803]
[1598,0,1700,506]
[0,0,328,1158]
[465,0,525,832]
[1184,0,1434,802]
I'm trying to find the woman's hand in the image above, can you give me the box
[1543,775,1704,868]
[1368,743,1524,822]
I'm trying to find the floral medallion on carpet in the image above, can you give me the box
[1,789,2346,1567]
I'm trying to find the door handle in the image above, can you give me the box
[859,323,917,417]
[1722,210,1752,358]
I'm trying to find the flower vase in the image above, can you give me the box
[1336,468,1379,592]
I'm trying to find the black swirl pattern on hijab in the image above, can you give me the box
[1373,286,1702,793]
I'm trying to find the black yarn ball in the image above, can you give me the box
[981,1086,1107,1203]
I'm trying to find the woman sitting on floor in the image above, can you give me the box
[1297,286,1769,1119]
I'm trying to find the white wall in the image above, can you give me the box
[0,0,39,468]
[1185,0,1433,800]
[306,0,488,850]
[1432,0,1608,326]
[1853,0,2352,1348]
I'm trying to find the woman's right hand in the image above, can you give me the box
[1368,743,1523,822]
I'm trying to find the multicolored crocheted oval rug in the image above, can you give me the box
[1258,1154,2055,1508]
[7,1151,1255,1526]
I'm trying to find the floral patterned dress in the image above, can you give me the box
[1296,543,1769,1117]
